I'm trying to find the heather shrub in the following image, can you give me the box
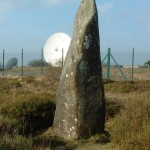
[0,135,34,150]
[110,98,150,150]
[0,78,21,93]
[106,98,123,120]
[0,94,56,136]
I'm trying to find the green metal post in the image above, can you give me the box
[107,48,111,80]
[3,49,5,76]
[110,54,127,80]
[21,49,23,76]
[132,48,134,80]
[62,48,64,68]
[41,49,43,75]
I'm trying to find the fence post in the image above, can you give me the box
[21,49,24,76]
[41,49,43,75]
[107,48,111,80]
[3,49,5,76]
[132,47,134,81]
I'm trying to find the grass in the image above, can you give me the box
[1,66,150,80]
[0,76,56,149]
[0,75,149,150]
[102,67,150,80]
[0,135,34,150]
[105,80,150,150]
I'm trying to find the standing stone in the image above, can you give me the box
[53,0,105,140]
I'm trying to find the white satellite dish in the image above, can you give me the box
[43,32,71,67]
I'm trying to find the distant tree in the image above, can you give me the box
[144,60,150,67]
[6,57,18,69]
[27,59,48,67]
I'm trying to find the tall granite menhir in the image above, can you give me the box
[53,0,105,140]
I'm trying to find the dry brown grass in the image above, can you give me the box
[102,67,150,80]
[105,81,150,150]
[1,66,149,81]
[0,74,149,150]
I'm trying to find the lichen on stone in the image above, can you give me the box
[83,34,92,49]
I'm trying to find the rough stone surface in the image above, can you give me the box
[53,0,105,140]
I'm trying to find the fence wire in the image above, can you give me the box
[0,49,150,80]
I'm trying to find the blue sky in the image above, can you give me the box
[0,0,150,65]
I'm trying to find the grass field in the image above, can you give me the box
[102,67,150,80]
[0,69,149,150]
[0,66,150,81]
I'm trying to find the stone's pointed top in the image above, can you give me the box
[75,0,98,26]
[81,0,96,6]
[80,0,96,6]
[80,0,97,13]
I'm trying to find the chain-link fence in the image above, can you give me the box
[101,48,150,80]
[0,50,42,76]
[0,49,150,80]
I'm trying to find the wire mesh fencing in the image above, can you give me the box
[101,48,150,80]
[0,49,150,80]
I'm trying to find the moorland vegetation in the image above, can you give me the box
[0,75,149,150]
